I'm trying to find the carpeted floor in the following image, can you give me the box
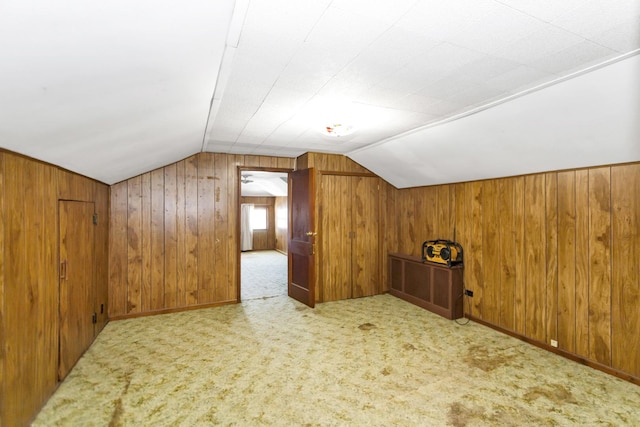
[34,294,640,426]
[241,250,287,301]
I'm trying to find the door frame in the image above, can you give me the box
[236,166,293,302]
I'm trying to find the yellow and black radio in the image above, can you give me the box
[421,239,463,267]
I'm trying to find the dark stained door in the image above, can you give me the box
[288,168,316,307]
[59,200,95,380]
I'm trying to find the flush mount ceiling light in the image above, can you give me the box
[320,123,356,138]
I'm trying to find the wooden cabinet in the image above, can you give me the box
[388,253,464,320]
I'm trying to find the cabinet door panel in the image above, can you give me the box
[59,201,95,380]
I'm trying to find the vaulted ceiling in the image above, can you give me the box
[1,1,639,185]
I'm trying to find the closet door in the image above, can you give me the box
[58,200,95,380]
[351,176,380,298]
[320,175,380,301]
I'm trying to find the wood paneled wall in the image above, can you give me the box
[241,196,276,250]
[109,153,295,318]
[0,151,109,427]
[386,163,640,381]
[298,153,392,302]
[275,196,288,254]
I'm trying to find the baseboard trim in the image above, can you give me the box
[467,315,640,387]
[109,300,237,321]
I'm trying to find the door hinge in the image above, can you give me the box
[93,213,98,225]
[92,313,97,324]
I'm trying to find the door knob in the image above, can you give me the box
[306,231,317,236]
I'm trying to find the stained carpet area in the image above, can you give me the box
[241,250,287,301]
[34,294,640,426]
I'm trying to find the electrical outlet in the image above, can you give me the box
[464,289,473,297]
[550,339,558,348]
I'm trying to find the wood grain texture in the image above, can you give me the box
[498,178,516,331]
[352,177,380,298]
[574,169,590,357]
[108,154,295,317]
[482,179,500,325]
[387,162,639,383]
[127,176,142,313]
[109,181,128,316]
[611,163,640,377]
[1,151,108,427]
[588,167,612,366]
[557,171,577,353]
[545,173,558,345]
[513,176,526,335]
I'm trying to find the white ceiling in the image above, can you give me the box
[0,1,638,185]
[241,171,288,197]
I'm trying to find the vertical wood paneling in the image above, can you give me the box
[197,154,216,303]
[2,152,108,426]
[385,162,638,383]
[468,181,484,318]
[575,169,590,357]
[176,161,187,308]
[321,175,350,301]
[275,196,288,253]
[141,173,152,312]
[4,155,26,423]
[352,177,380,298]
[127,176,142,313]
[109,181,128,316]
[545,173,558,344]
[482,180,500,325]
[611,163,640,377]
[213,154,229,302]
[513,176,526,335]
[93,182,109,332]
[150,169,165,310]
[185,156,199,305]
[499,178,516,331]
[557,171,577,352]
[164,164,178,308]
[524,174,546,342]
[588,167,612,366]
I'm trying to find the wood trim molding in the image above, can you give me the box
[467,315,640,386]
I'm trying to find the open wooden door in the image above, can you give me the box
[59,200,95,380]
[288,168,316,307]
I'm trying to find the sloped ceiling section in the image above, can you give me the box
[204,0,639,173]
[349,53,640,188]
[0,0,236,184]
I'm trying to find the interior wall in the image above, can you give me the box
[275,196,288,254]
[297,152,394,303]
[108,153,295,319]
[386,162,640,382]
[241,196,276,250]
[0,150,109,427]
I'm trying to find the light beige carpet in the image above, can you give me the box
[34,294,640,426]
[241,250,287,301]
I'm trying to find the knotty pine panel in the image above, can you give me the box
[1,151,108,427]
[387,162,640,382]
[108,153,295,318]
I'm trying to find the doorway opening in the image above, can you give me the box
[239,169,290,301]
